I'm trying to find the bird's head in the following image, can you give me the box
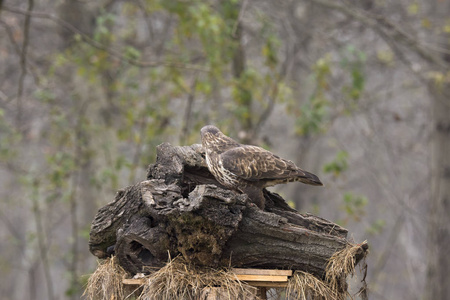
[201,125,221,139]
[200,125,240,154]
[200,125,221,149]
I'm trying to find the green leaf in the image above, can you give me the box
[323,151,349,176]
[124,46,141,60]
[366,219,386,235]
[341,192,368,222]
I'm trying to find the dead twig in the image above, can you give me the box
[2,5,209,72]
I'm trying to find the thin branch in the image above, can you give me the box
[252,43,291,139]
[16,0,33,129]
[129,109,150,184]
[2,5,209,72]
[136,0,155,45]
[155,15,174,57]
[232,0,249,38]
[0,19,22,58]
[0,209,23,245]
[31,181,55,300]
[28,261,38,300]
[310,0,450,108]
[371,23,450,109]
[370,213,405,282]
[310,0,449,69]
[252,79,278,139]
[67,101,89,299]
[374,14,450,63]
[69,174,80,298]
[135,0,174,58]
[179,77,198,145]
[0,89,9,103]
[0,19,40,88]
[231,6,252,134]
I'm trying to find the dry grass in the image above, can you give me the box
[84,243,368,300]
[286,242,368,300]
[138,256,256,300]
[84,256,127,300]
[287,271,340,300]
[325,242,368,294]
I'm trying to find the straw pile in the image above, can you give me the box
[84,242,368,300]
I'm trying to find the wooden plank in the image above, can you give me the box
[123,269,292,287]
[123,278,146,285]
[124,275,289,285]
[123,277,289,289]
[234,275,288,282]
[231,268,292,276]
[247,281,288,288]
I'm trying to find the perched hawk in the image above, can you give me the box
[200,125,323,209]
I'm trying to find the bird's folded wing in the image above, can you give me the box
[220,146,303,181]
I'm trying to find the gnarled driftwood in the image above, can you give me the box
[89,143,366,279]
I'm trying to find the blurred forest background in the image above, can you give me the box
[0,0,449,299]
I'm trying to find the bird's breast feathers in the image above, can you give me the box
[205,151,239,187]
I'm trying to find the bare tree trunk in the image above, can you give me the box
[58,0,94,47]
[426,2,450,299]
[229,2,253,138]
[427,82,450,300]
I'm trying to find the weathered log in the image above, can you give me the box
[89,143,364,279]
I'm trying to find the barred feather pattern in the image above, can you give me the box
[200,125,323,209]
[205,153,239,187]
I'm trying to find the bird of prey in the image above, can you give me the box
[200,125,323,209]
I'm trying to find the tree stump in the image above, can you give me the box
[89,143,366,280]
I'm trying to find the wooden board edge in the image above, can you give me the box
[123,278,146,285]
[234,275,288,282]
[231,268,293,276]
[247,281,288,288]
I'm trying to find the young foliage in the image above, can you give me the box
[295,55,332,136]
[323,151,349,176]
[340,46,366,110]
[340,192,368,225]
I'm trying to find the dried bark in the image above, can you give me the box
[89,143,363,278]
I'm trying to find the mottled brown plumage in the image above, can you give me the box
[200,125,323,209]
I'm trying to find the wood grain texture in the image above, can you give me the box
[231,268,292,276]
[233,275,288,282]
[88,143,364,279]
